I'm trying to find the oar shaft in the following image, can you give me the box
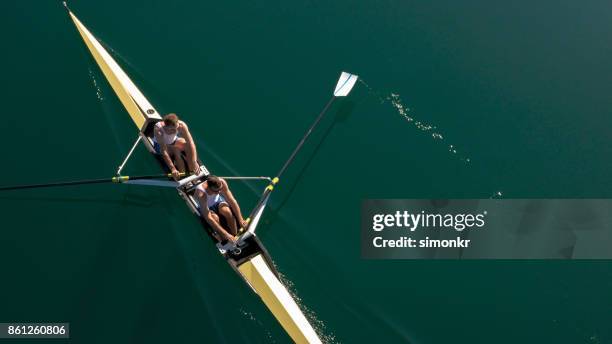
[275,96,336,180]
[240,73,358,241]
[220,176,272,181]
[0,173,181,192]
[243,96,337,224]
[120,173,184,180]
[0,178,112,191]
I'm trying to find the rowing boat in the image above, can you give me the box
[63,3,357,343]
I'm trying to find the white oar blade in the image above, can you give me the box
[333,71,359,97]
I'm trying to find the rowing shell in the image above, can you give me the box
[64,4,323,343]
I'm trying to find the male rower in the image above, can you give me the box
[195,175,248,244]
[153,113,200,180]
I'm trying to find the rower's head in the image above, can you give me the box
[163,113,179,128]
[207,175,222,192]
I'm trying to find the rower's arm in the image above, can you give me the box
[154,126,177,171]
[179,122,198,163]
[220,179,245,223]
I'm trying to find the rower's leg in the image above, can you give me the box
[200,210,225,240]
[170,146,186,173]
[207,213,224,240]
[209,212,220,223]
[177,137,198,173]
[195,190,231,241]
[218,203,238,235]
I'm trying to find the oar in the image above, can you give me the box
[0,173,185,192]
[273,71,359,183]
[220,176,272,181]
[239,71,358,240]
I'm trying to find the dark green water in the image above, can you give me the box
[1,1,611,343]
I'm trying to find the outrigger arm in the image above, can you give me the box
[115,133,144,176]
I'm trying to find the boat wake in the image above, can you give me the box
[277,271,338,344]
[490,190,504,199]
[359,80,510,199]
[359,80,471,164]
[238,308,277,343]
[88,68,104,101]
[87,68,125,156]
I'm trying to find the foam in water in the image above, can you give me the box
[87,68,128,154]
[490,190,504,199]
[357,79,507,199]
[277,271,338,344]
[88,68,104,101]
[359,80,471,164]
[239,308,277,343]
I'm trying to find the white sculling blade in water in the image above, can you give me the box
[333,71,359,97]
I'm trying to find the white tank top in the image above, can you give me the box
[197,184,226,209]
[155,122,179,145]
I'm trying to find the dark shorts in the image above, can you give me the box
[153,138,178,154]
[208,201,229,214]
